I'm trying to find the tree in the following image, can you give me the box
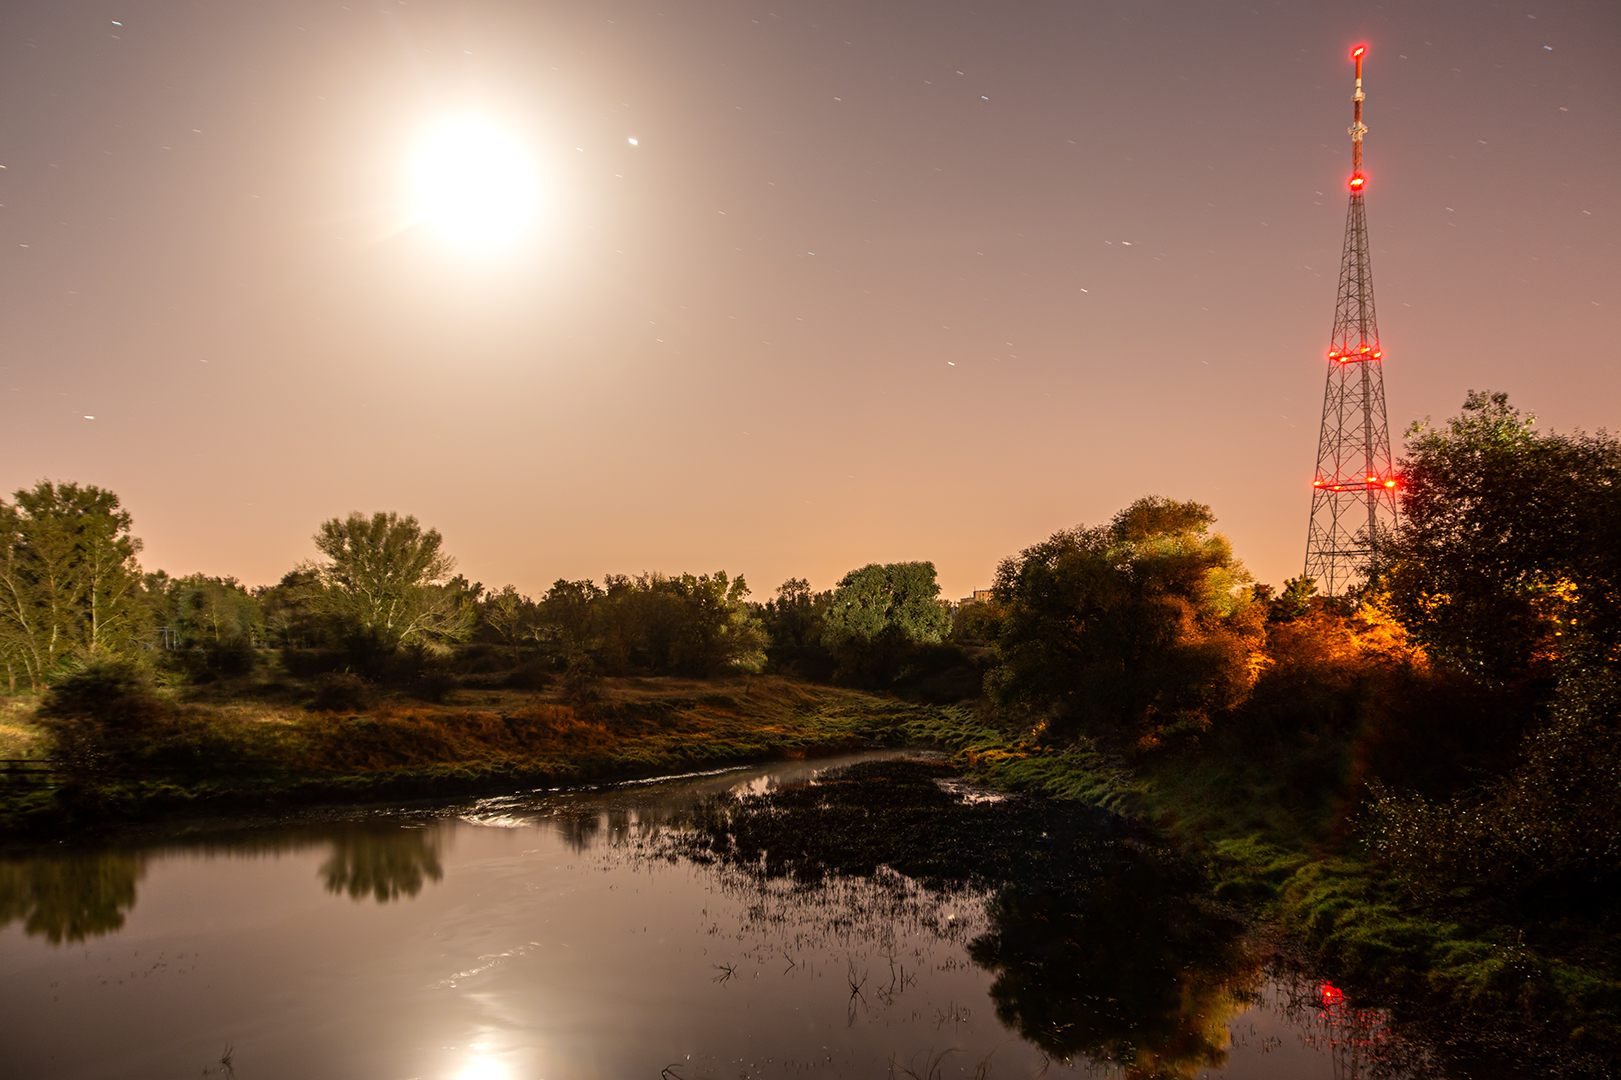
[537,579,604,662]
[663,571,766,676]
[822,562,950,649]
[308,512,473,650]
[550,571,765,677]
[481,585,537,667]
[595,571,764,677]
[1265,575,1319,624]
[988,497,1264,748]
[0,481,146,686]
[254,569,325,649]
[147,573,263,649]
[760,578,827,651]
[1371,391,1621,684]
[758,578,835,676]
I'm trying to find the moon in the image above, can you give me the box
[410,117,540,249]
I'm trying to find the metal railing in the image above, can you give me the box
[0,759,57,787]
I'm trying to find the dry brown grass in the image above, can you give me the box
[0,697,47,760]
[1,675,947,793]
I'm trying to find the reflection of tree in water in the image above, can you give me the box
[0,852,147,944]
[968,845,1258,1079]
[551,800,698,854]
[667,759,1267,1077]
[552,810,606,853]
[318,824,445,903]
[0,823,446,941]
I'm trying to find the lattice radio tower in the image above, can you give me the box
[1304,45,1399,596]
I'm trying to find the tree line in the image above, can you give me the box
[0,495,974,696]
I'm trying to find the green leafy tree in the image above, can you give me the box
[760,578,828,651]
[1266,575,1318,624]
[308,512,473,650]
[1371,391,1621,684]
[586,571,764,677]
[988,497,1263,748]
[822,562,950,649]
[758,578,835,676]
[0,481,147,686]
[664,571,766,676]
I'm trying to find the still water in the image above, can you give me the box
[0,752,1427,1080]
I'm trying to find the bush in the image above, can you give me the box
[503,660,552,691]
[560,654,601,711]
[279,648,350,678]
[1364,667,1621,907]
[39,660,164,732]
[410,670,458,704]
[310,673,375,713]
[451,643,508,676]
[205,643,258,677]
[37,660,167,772]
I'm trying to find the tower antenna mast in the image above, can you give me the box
[1303,45,1398,596]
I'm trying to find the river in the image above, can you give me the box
[0,751,1434,1079]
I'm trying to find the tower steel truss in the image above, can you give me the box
[1304,46,1398,596]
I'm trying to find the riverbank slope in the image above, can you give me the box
[0,677,961,840]
[898,710,1620,1079]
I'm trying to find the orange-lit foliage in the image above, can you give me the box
[1238,597,1530,800]
[1247,600,1423,736]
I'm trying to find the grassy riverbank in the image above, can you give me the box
[0,677,959,839]
[899,711,1621,1078]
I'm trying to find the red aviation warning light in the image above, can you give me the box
[1352,45,1366,60]
[1350,173,1366,190]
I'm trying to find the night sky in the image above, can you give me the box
[2,0,1616,599]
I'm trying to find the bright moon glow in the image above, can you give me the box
[410,118,540,249]
[458,1057,508,1080]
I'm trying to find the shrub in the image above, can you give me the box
[39,660,164,732]
[1364,665,1621,906]
[503,660,552,691]
[37,660,167,772]
[310,673,375,713]
[560,654,601,711]
[411,670,458,704]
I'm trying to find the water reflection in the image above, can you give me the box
[0,852,147,944]
[968,869,1257,1078]
[1261,974,1442,1080]
[0,754,1449,1080]
[319,824,445,903]
[658,759,1438,1079]
[0,822,449,944]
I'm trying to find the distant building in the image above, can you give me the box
[957,589,994,606]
